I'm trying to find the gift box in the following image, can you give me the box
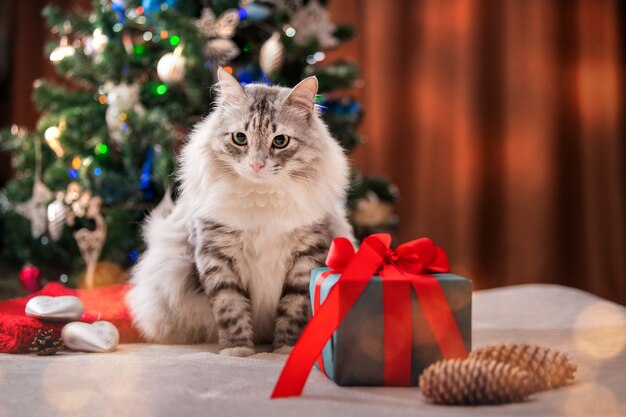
[310,268,472,386]
[272,234,471,398]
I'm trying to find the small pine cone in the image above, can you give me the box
[470,344,576,390]
[420,359,534,405]
[29,329,64,356]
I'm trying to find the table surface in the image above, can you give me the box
[1,283,625,417]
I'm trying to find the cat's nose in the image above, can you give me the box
[249,161,266,172]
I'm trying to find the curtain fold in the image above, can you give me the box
[329,0,625,304]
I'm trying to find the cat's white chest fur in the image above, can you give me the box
[236,228,291,342]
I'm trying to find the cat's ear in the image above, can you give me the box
[217,67,245,103]
[284,76,318,114]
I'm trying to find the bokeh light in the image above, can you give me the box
[574,302,626,359]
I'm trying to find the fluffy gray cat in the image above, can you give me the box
[127,68,353,356]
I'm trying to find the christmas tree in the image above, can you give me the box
[0,0,397,292]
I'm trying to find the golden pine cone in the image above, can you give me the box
[469,344,576,390]
[29,329,64,356]
[420,359,534,405]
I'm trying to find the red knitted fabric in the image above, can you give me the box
[0,282,142,353]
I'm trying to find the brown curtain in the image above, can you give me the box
[328,0,625,305]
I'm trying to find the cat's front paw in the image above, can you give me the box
[219,346,256,357]
[273,345,293,355]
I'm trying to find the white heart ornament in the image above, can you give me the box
[25,295,84,321]
[62,321,119,353]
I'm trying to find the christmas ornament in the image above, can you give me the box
[352,191,394,228]
[47,192,66,241]
[203,39,240,63]
[196,8,239,38]
[14,178,53,238]
[157,47,186,84]
[29,329,64,356]
[25,295,84,321]
[104,82,144,145]
[142,0,177,14]
[64,182,92,225]
[260,32,284,75]
[243,2,272,21]
[290,0,339,49]
[61,321,119,353]
[91,28,109,54]
[49,36,76,63]
[78,261,127,288]
[139,147,156,200]
[420,359,534,405]
[196,8,240,65]
[111,0,128,22]
[73,196,107,289]
[44,126,64,157]
[470,344,577,391]
[19,265,42,294]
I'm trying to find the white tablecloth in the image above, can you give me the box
[1,284,625,417]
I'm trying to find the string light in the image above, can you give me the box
[238,8,248,20]
[130,250,139,261]
[143,31,153,41]
[94,167,102,176]
[95,143,109,155]
[119,112,128,121]
[169,35,180,46]
[98,95,107,104]
[285,27,296,37]
[68,169,78,179]
[160,31,168,39]
[313,51,326,62]
[134,44,145,55]
[71,157,82,169]
[224,66,233,74]
[243,42,253,53]
[155,84,168,95]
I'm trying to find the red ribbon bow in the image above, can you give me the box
[271,234,468,398]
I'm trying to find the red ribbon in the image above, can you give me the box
[271,233,468,398]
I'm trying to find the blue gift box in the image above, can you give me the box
[309,267,472,386]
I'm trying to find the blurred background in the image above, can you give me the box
[0,0,624,305]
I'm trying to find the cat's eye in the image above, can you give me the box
[272,134,290,149]
[232,132,248,146]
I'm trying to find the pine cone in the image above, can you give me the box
[29,329,64,356]
[420,359,534,405]
[469,344,576,390]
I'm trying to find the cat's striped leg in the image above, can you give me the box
[273,249,323,352]
[194,222,254,357]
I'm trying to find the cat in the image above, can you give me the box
[127,68,353,357]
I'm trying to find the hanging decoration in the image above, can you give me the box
[157,46,186,84]
[196,8,240,65]
[259,32,284,75]
[47,192,66,241]
[352,191,395,228]
[104,82,144,145]
[19,264,42,294]
[49,36,76,63]
[91,28,109,54]
[139,147,156,201]
[73,195,107,289]
[290,0,339,49]
[14,178,53,238]
[44,125,65,158]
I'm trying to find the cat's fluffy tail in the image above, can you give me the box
[127,202,217,343]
